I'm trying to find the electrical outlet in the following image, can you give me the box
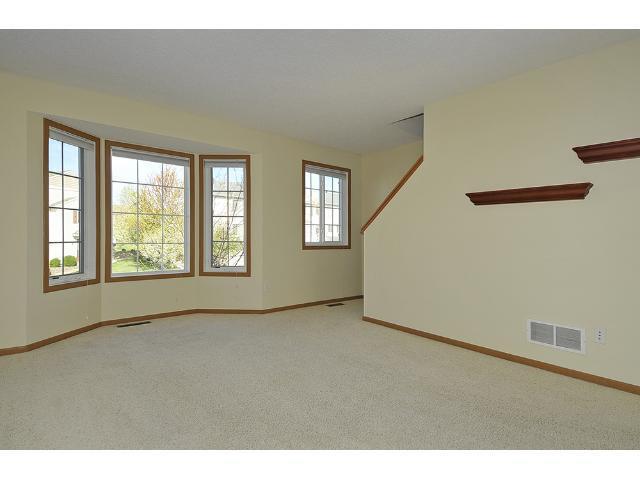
[595,328,606,344]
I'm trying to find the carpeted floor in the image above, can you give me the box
[1,299,638,449]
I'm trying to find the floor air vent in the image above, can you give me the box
[326,303,344,307]
[117,321,151,328]
[527,320,585,353]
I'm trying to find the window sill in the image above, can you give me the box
[303,244,351,250]
[106,271,194,282]
[200,270,251,277]
[44,277,99,293]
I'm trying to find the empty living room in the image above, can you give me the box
[1,2,639,477]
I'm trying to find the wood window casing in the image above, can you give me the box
[199,154,251,277]
[105,140,195,282]
[302,160,351,250]
[43,119,101,293]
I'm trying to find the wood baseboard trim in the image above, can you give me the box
[0,322,104,356]
[362,315,639,396]
[0,296,364,356]
[101,309,201,327]
[262,295,364,313]
[197,309,262,315]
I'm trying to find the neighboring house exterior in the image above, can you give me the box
[48,171,81,276]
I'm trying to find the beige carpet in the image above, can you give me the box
[1,299,638,449]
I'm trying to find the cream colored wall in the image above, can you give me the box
[262,152,362,307]
[361,141,422,220]
[0,90,28,348]
[364,39,640,386]
[0,71,362,348]
[25,113,102,343]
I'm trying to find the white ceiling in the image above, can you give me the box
[0,30,637,153]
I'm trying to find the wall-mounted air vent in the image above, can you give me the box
[527,320,585,354]
[117,321,151,328]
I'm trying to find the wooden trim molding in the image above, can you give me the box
[101,309,200,326]
[466,182,593,206]
[362,316,639,396]
[0,322,105,355]
[573,137,640,163]
[0,295,363,356]
[104,140,196,282]
[361,155,423,234]
[199,154,251,277]
[43,119,101,293]
[302,160,352,250]
[261,295,361,313]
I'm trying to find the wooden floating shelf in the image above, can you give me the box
[466,183,594,206]
[573,137,640,163]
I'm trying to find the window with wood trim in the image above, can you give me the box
[200,155,250,276]
[302,160,351,249]
[44,119,100,292]
[105,141,195,281]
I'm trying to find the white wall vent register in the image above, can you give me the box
[527,320,585,354]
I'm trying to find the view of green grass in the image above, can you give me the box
[112,258,137,273]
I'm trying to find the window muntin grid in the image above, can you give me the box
[110,150,189,275]
[304,167,347,246]
[208,162,247,270]
[48,138,84,278]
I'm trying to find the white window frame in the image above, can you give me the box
[202,157,250,275]
[47,127,97,288]
[108,145,192,279]
[303,162,350,248]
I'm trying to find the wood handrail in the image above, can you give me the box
[360,155,423,234]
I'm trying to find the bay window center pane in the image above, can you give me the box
[111,153,188,275]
